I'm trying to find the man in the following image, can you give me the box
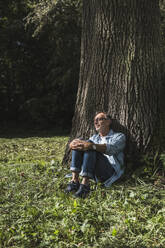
[65,111,126,198]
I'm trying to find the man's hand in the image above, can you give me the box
[69,139,92,151]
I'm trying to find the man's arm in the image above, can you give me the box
[90,143,107,153]
[70,133,126,155]
[70,139,106,153]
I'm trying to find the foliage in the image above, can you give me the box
[0,0,81,128]
[160,153,165,174]
[160,0,165,46]
[0,134,165,248]
[0,0,43,122]
[23,0,82,128]
[18,94,74,127]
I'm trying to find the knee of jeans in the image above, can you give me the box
[72,149,81,154]
[83,150,96,157]
[71,149,83,158]
[87,149,95,154]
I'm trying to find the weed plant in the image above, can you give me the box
[0,135,164,247]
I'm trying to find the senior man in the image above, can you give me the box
[65,111,126,198]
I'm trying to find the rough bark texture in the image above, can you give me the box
[63,0,163,164]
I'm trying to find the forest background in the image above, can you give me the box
[0,0,164,133]
[0,0,82,132]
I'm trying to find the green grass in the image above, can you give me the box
[0,134,165,248]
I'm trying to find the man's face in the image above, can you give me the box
[94,113,111,132]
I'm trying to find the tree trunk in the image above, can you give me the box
[63,0,163,164]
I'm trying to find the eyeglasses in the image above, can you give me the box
[94,117,108,123]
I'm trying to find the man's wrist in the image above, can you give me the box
[92,144,97,150]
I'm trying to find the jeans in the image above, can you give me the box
[70,150,115,183]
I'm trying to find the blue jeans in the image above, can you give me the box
[70,150,115,182]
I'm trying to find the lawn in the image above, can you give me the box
[0,132,164,248]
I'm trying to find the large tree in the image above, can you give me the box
[63,0,164,165]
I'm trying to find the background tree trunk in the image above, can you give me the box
[63,0,163,164]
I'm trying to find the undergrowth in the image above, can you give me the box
[0,134,164,248]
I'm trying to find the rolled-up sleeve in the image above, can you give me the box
[88,135,96,143]
[105,133,126,155]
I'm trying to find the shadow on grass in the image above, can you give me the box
[0,124,70,138]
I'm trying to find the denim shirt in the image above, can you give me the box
[89,129,126,187]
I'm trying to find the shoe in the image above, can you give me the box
[74,184,90,198]
[64,181,80,193]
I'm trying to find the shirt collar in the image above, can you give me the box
[97,129,114,140]
[106,129,114,137]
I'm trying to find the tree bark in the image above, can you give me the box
[63,0,163,164]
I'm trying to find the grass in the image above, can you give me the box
[0,132,165,248]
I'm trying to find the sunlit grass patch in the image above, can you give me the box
[0,135,165,248]
[0,136,68,164]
